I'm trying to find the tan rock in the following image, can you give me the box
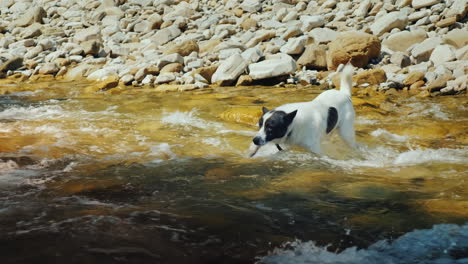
[443,29,468,49]
[327,31,381,70]
[199,39,221,53]
[85,76,119,92]
[382,29,427,52]
[81,40,101,56]
[38,62,59,75]
[0,57,23,72]
[436,17,457,27]
[404,71,425,86]
[426,74,452,92]
[353,69,387,86]
[191,65,218,83]
[14,6,46,27]
[410,80,425,90]
[297,44,327,70]
[236,75,253,86]
[160,63,183,73]
[241,18,257,30]
[164,39,199,56]
[232,8,243,17]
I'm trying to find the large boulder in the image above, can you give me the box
[382,29,427,52]
[353,69,387,86]
[410,37,443,63]
[248,54,296,80]
[0,57,23,73]
[327,31,381,70]
[211,54,248,86]
[443,29,468,49]
[370,11,408,36]
[297,44,327,70]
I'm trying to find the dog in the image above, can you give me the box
[250,64,356,157]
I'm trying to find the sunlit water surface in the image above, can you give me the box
[0,81,467,263]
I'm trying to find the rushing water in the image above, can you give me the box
[0,80,467,263]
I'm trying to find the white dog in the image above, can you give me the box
[250,64,356,157]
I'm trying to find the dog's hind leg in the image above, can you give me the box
[338,120,356,149]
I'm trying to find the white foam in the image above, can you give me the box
[161,109,223,131]
[407,102,449,120]
[202,137,222,147]
[394,147,468,165]
[370,129,409,142]
[218,129,257,137]
[0,105,64,120]
[260,223,468,264]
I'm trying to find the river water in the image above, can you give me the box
[0,80,467,263]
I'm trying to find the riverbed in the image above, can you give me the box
[0,80,467,263]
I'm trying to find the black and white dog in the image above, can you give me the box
[250,64,356,157]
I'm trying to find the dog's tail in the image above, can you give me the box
[339,63,354,96]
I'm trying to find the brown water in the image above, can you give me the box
[0,80,467,263]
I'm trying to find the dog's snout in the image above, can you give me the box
[253,136,262,146]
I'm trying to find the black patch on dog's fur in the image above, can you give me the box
[326,107,338,134]
[264,110,297,142]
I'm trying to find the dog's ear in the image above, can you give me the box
[262,106,269,114]
[284,110,297,125]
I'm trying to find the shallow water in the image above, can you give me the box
[0,80,467,263]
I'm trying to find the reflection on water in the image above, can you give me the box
[0,80,467,263]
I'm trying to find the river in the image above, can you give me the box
[0,80,467,263]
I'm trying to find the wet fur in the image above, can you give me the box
[252,64,356,155]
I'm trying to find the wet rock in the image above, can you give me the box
[309,28,338,44]
[164,39,199,56]
[0,57,23,73]
[297,44,327,70]
[39,62,60,75]
[14,6,47,27]
[327,31,381,70]
[211,54,248,86]
[219,107,262,126]
[443,29,468,49]
[404,71,425,86]
[85,76,119,92]
[236,75,254,86]
[248,54,296,80]
[280,37,306,55]
[382,29,427,52]
[354,69,387,86]
[370,11,408,36]
[410,37,443,63]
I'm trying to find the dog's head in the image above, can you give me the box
[253,107,297,146]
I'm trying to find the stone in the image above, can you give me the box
[241,47,263,64]
[74,26,101,43]
[410,80,425,90]
[157,53,184,68]
[436,17,457,27]
[390,52,411,68]
[164,39,199,56]
[14,6,47,27]
[300,15,325,31]
[248,54,296,80]
[246,30,276,48]
[120,74,134,85]
[370,11,408,36]
[456,46,468,61]
[39,63,60,75]
[280,27,302,41]
[236,75,254,86]
[445,0,468,19]
[164,1,195,20]
[412,0,440,9]
[152,25,181,46]
[86,76,119,92]
[404,71,425,86]
[24,46,42,59]
[64,64,98,80]
[353,0,372,17]
[426,74,452,92]
[353,69,387,86]
[297,44,327,70]
[240,0,262,13]
[21,23,42,38]
[280,37,306,55]
[0,57,23,72]
[219,48,242,60]
[327,31,381,70]
[408,10,431,22]
[155,73,176,84]
[410,37,443,63]
[161,63,183,73]
[282,11,298,23]
[443,29,468,49]
[81,40,101,56]
[382,29,427,52]
[429,45,456,65]
[241,18,257,30]
[192,65,218,83]
[310,28,338,44]
[211,54,248,85]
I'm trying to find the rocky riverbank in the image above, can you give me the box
[0,0,467,96]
